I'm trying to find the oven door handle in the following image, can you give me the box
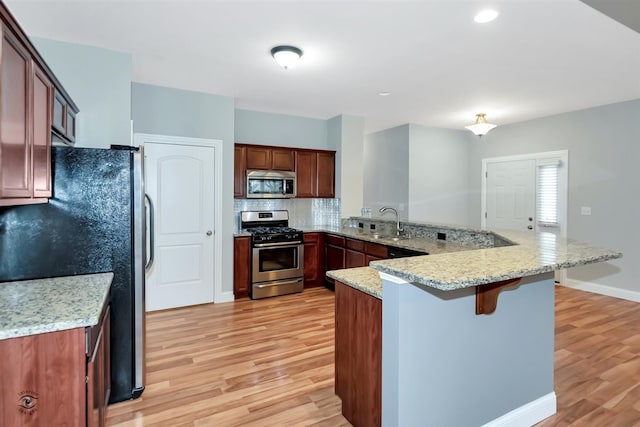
[253,241,302,248]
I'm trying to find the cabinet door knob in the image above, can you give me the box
[527,225,533,230]
[206,230,213,236]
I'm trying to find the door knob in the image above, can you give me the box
[206,230,213,236]
[527,225,533,230]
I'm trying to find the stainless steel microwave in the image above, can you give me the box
[246,170,296,198]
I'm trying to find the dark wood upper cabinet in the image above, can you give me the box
[32,66,53,198]
[245,145,295,171]
[235,144,336,199]
[0,3,78,206]
[245,146,271,170]
[295,150,316,198]
[295,149,336,199]
[0,26,31,200]
[316,151,335,198]
[234,146,246,198]
[271,148,295,171]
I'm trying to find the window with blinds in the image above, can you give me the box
[536,160,560,227]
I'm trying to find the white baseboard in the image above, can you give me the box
[563,279,640,303]
[482,392,556,427]
[214,291,235,303]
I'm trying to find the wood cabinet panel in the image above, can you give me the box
[0,27,31,199]
[65,110,76,142]
[87,305,110,427]
[345,248,366,268]
[0,328,86,426]
[295,149,336,198]
[32,65,52,198]
[345,238,365,252]
[271,148,295,171]
[245,146,271,170]
[325,234,345,247]
[335,281,382,427]
[316,151,335,198]
[303,232,324,287]
[234,236,251,298]
[364,242,388,259]
[234,146,246,198]
[295,151,316,198]
[52,91,65,134]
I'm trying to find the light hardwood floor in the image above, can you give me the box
[106,285,640,427]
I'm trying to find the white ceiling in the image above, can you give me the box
[6,0,640,134]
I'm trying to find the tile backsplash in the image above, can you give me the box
[234,198,341,230]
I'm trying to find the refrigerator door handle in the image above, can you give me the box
[145,194,155,272]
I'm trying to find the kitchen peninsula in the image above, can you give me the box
[327,224,621,427]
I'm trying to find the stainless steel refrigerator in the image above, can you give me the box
[0,145,149,403]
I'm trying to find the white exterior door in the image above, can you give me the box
[485,159,536,232]
[145,142,215,311]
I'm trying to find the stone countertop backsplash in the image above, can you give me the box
[0,272,113,340]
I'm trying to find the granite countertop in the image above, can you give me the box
[327,228,622,295]
[0,272,113,340]
[234,225,478,255]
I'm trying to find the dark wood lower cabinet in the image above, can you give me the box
[335,281,382,427]
[0,303,110,427]
[303,232,324,287]
[233,236,251,298]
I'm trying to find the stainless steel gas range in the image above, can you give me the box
[240,210,304,299]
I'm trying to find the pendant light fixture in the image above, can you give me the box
[271,45,303,70]
[465,113,497,137]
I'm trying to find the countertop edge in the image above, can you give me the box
[0,272,113,340]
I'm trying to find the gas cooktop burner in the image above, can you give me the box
[248,226,301,235]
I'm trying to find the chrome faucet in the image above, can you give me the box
[379,206,403,237]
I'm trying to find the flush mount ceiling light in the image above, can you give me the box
[465,113,497,137]
[474,9,499,23]
[270,45,303,70]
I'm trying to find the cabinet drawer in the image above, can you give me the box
[345,238,365,252]
[365,242,388,259]
[304,232,321,243]
[326,234,345,247]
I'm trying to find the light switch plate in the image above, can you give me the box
[581,206,591,216]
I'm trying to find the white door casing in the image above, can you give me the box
[135,133,223,311]
[485,159,536,232]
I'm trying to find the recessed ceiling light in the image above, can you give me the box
[474,9,499,24]
[378,91,391,97]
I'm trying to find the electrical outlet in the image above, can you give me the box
[581,206,591,216]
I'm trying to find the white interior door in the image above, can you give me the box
[485,159,536,232]
[145,142,215,311]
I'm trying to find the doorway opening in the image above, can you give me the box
[481,150,569,283]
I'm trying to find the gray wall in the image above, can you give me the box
[234,109,328,149]
[131,82,235,297]
[408,125,471,225]
[468,99,640,292]
[32,38,132,149]
[363,124,410,220]
[341,115,365,217]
